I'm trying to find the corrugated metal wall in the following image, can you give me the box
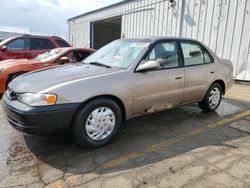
[181,0,250,80]
[68,0,250,80]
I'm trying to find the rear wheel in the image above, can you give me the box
[71,98,122,148]
[199,83,222,112]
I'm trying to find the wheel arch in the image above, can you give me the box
[6,71,28,89]
[211,79,226,95]
[72,94,127,124]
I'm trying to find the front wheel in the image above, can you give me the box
[71,98,122,148]
[199,83,222,112]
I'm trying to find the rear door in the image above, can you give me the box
[180,40,214,103]
[132,40,184,115]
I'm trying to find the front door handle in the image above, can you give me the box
[175,75,183,80]
[210,71,215,74]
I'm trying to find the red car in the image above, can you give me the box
[0,47,95,95]
[0,35,71,61]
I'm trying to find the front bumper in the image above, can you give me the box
[2,94,80,135]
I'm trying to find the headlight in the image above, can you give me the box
[18,93,57,106]
[0,68,4,74]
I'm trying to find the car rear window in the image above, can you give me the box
[55,39,70,47]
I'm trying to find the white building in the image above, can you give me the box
[68,0,250,81]
[0,31,23,41]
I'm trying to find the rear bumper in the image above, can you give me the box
[2,94,80,135]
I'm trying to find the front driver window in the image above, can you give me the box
[6,38,30,51]
[72,52,89,62]
[62,51,89,62]
[63,52,74,62]
[146,41,180,69]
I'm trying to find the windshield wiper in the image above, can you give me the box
[89,62,111,68]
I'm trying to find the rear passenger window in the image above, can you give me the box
[146,41,180,69]
[30,38,55,50]
[55,39,70,47]
[181,42,204,66]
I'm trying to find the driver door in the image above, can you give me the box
[4,38,30,59]
[132,40,184,115]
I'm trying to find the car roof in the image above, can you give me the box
[23,35,62,38]
[120,37,202,43]
[117,37,216,57]
[55,47,96,52]
[4,35,66,41]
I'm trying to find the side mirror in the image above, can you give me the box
[136,60,160,72]
[59,56,70,64]
[0,46,7,52]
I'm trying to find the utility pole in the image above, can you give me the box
[179,0,186,37]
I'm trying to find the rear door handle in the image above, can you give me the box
[210,71,215,74]
[175,75,183,80]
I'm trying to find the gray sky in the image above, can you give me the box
[0,0,121,38]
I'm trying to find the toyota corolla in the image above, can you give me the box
[2,37,234,148]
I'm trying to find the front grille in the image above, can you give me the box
[6,88,19,100]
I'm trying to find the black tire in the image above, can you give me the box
[198,83,222,112]
[7,72,24,87]
[71,98,122,148]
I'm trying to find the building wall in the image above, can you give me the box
[68,0,250,80]
[0,31,23,40]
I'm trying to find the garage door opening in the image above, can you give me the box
[91,16,121,49]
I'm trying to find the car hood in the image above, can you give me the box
[0,59,34,68]
[9,63,121,93]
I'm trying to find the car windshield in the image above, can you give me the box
[0,38,12,46]
[82,39,150,69]
[33,48,67,62]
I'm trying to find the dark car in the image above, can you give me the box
[0,35,71,61]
